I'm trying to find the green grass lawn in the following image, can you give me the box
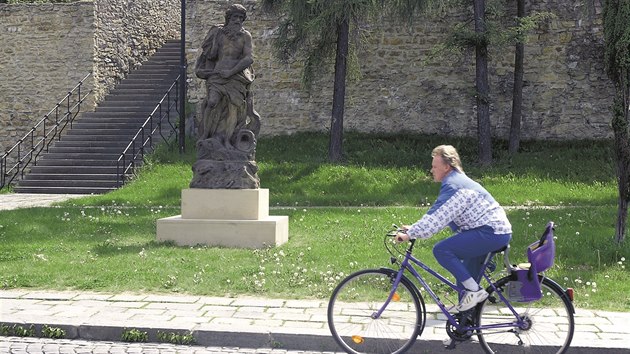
[0,133,628,312]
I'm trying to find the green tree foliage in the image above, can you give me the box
[425,1,553,164]
[263,0,427,88]
[603,0,630,244]
[430,2,554,58]
[262,0,427,162]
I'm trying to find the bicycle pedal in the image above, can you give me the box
[458,308,475,319]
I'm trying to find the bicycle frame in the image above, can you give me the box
[377,239,526,333]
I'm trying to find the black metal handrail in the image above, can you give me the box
[1,72,93,190]
[116,75,181,187]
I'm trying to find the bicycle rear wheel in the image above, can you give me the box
[327,268,423,354]
[477,275,574,354]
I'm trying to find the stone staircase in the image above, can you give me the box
[13,40,181,195]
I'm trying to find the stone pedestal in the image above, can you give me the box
[156,189,288,249]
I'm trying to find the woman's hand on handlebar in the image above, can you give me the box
[395,231,410,243]
[390,224,411,242]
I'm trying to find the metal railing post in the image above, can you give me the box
[115,75,180,186]
[0,72,93,191]
[179,0,187,154]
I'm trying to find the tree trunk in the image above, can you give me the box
[509,0,525,155]
[474,0,492,165]
[614,126,629,244]
[613,73,630,244]
[615,185,628,244]
[603,0,630,243]
[328,17,349,162]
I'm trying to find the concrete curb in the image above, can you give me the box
[0,320,478,353]
[2,289,630,353]
[1,320,627,353]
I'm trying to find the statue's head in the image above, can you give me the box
[225,4,247,24]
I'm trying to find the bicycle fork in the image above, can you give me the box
[371,268,407,319]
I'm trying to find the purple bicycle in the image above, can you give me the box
[327,222,575,354]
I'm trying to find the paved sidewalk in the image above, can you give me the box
[1,289,629,353]
[0,193,85,211]
[1,195,630,352]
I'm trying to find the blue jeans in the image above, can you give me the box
[432,226,511,287]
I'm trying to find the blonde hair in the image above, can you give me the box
[432,145,463,172]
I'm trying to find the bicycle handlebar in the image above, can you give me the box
[388,224,406,243]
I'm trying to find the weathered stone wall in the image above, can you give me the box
[1,0,615,156]
[0,0,180,155]
[93,0,181,101]
[187,0,614,140]
[0,2,94,154]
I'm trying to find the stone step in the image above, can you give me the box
[96,102,157,114]
[46,146,135,155]
[64,128,143,137]
[68,122,146,130]
[15,40,180,195]
[50,142,131,150]
[95,102,161,110]
[102,94,167,101]
[131,63,178,70]
[79,112,155,119]
[126,72,177,79]
[16,179,120,188]
[19,172,118,180]
[105,84,174,92]
[27,165,122,175]
[12,185,117,194]
[59,134,143,142]
[34,159,120,167]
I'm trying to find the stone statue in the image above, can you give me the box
[191,4,260,189]
[194,3,260,144]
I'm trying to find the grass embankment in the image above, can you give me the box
[0,133,627,311]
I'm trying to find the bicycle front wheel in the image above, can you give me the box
[327,268,423,354]
[477,275,575,354]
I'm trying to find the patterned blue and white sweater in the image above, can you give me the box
[407,170,512,239]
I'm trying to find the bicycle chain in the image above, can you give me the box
[445,309,476,342]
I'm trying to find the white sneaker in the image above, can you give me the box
[443,337,454,347]
[455,288,488,312]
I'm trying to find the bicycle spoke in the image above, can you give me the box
[328,269,423,354]
[477,276,574,354]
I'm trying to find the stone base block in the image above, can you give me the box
[181,188,268,220]
[156,215,289,249]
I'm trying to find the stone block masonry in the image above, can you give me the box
[1,0,616,157]
[0,3,95,153]
[186,0,614,141]
[93,0,180,102]
[0,0,180,155]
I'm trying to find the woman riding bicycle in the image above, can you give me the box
[396,145,512,312]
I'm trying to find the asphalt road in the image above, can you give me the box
[4,336,627,354]
[1,336,343,354]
